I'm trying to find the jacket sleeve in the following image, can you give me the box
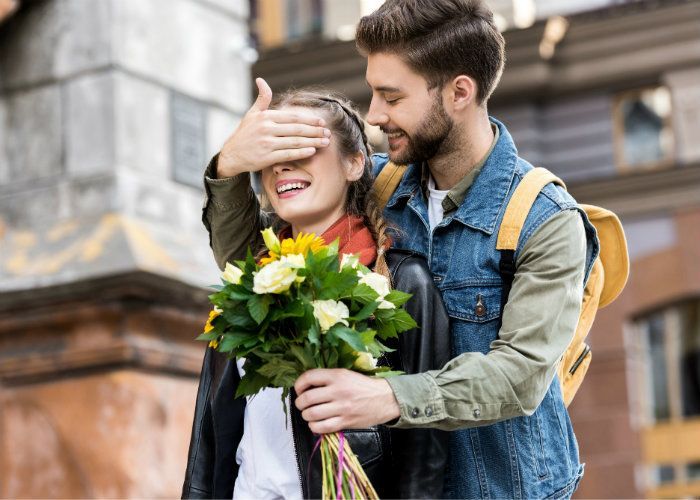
[201,154,266,270]
[384,251,451,499]
[386,210,587,430]
[182,347,216,499]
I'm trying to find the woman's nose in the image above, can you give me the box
[271,163,294,176]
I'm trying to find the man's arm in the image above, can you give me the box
[295,209,587,432]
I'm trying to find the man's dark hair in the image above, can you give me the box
[355,0,505,105]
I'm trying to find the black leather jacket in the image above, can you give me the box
[182,249,451,499]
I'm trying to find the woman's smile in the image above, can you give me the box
[275,178,311,199]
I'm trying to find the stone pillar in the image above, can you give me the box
[664,66,700,165]
[0,0,251,496]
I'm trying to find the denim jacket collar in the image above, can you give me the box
[450,118,517,235]
[386,118,518,236]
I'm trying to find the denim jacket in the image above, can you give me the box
[374,118,599,499]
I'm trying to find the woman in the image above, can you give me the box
[182,88,450,499]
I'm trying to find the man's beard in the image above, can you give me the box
[384,93,455,165]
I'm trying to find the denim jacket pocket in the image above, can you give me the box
[440,282,502,323]
[440,283,503,356]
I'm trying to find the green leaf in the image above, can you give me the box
[337,346,356,369]
[307,323,321,346]
[318,272,358,300]
[196,331,218,341]
[392,308,418,333]
[359,329,377,345]
[208,290,228,303]
[228,283,253,301]
[376,319,398,339]
[350,300,379,322]
[325,346,339,368]
[326,237,340,256]
[289,344,315,370]
[257,358,300,388]
[269,299,305,321]
[384,290,412,307]
[247,294,272,324]
[372,369,405,378]
[349,284,380,304]
[218,332,258,353]
[236,370,270,398]
[221,309,256,329]
[330,325,366,352]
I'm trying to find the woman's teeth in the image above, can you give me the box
[277,182,309,194]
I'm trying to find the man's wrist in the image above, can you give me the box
[379,378,401,423]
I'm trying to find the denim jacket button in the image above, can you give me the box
[473,408,481,418]
[475,294,487,317]
[425,406,433,417]
[411,407,420,418]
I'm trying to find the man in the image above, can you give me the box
[202,1,598,498]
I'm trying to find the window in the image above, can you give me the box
[613,86,675,172]
[628,300,700,497]
[251,0,323,49]
[285,0,323,42]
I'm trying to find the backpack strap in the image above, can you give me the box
[373,161,408,209]
[496,168,567,310]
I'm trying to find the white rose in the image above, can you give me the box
[377,299,396,310]
[222,262,244,284]
[312,299,350,332]
[280,253,305,268]
[253,260,298,294]
[280,253,306,283]
[358,272,392,299]
[353,351,378,371]
[340,253,360,270]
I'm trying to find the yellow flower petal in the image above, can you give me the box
[203,308,221,334]
[279,232,326,257]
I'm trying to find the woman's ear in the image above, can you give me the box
[345,152,365,182]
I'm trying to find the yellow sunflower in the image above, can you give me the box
[204,307,222,348]
[260,232,325,265]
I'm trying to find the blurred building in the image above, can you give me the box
[0,0,251,496]
[250,0,700,498]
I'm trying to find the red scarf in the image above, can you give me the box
[279,215,377,266]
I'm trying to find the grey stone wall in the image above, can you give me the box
[0,0,251,292]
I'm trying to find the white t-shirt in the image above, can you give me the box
[428,175,450,231]
[233,358,303,500]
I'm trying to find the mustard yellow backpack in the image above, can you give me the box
[373,162,630,406]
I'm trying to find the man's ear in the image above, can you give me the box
[346,152,365,182]
[450,75,478,111]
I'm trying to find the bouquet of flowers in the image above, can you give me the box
[197,228,417,499]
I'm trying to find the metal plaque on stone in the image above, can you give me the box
[171,92,207,188]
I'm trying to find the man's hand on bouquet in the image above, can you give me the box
[294,368,401,433]
[215,77,331,179]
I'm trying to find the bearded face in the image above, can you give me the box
[382,91,456,165]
